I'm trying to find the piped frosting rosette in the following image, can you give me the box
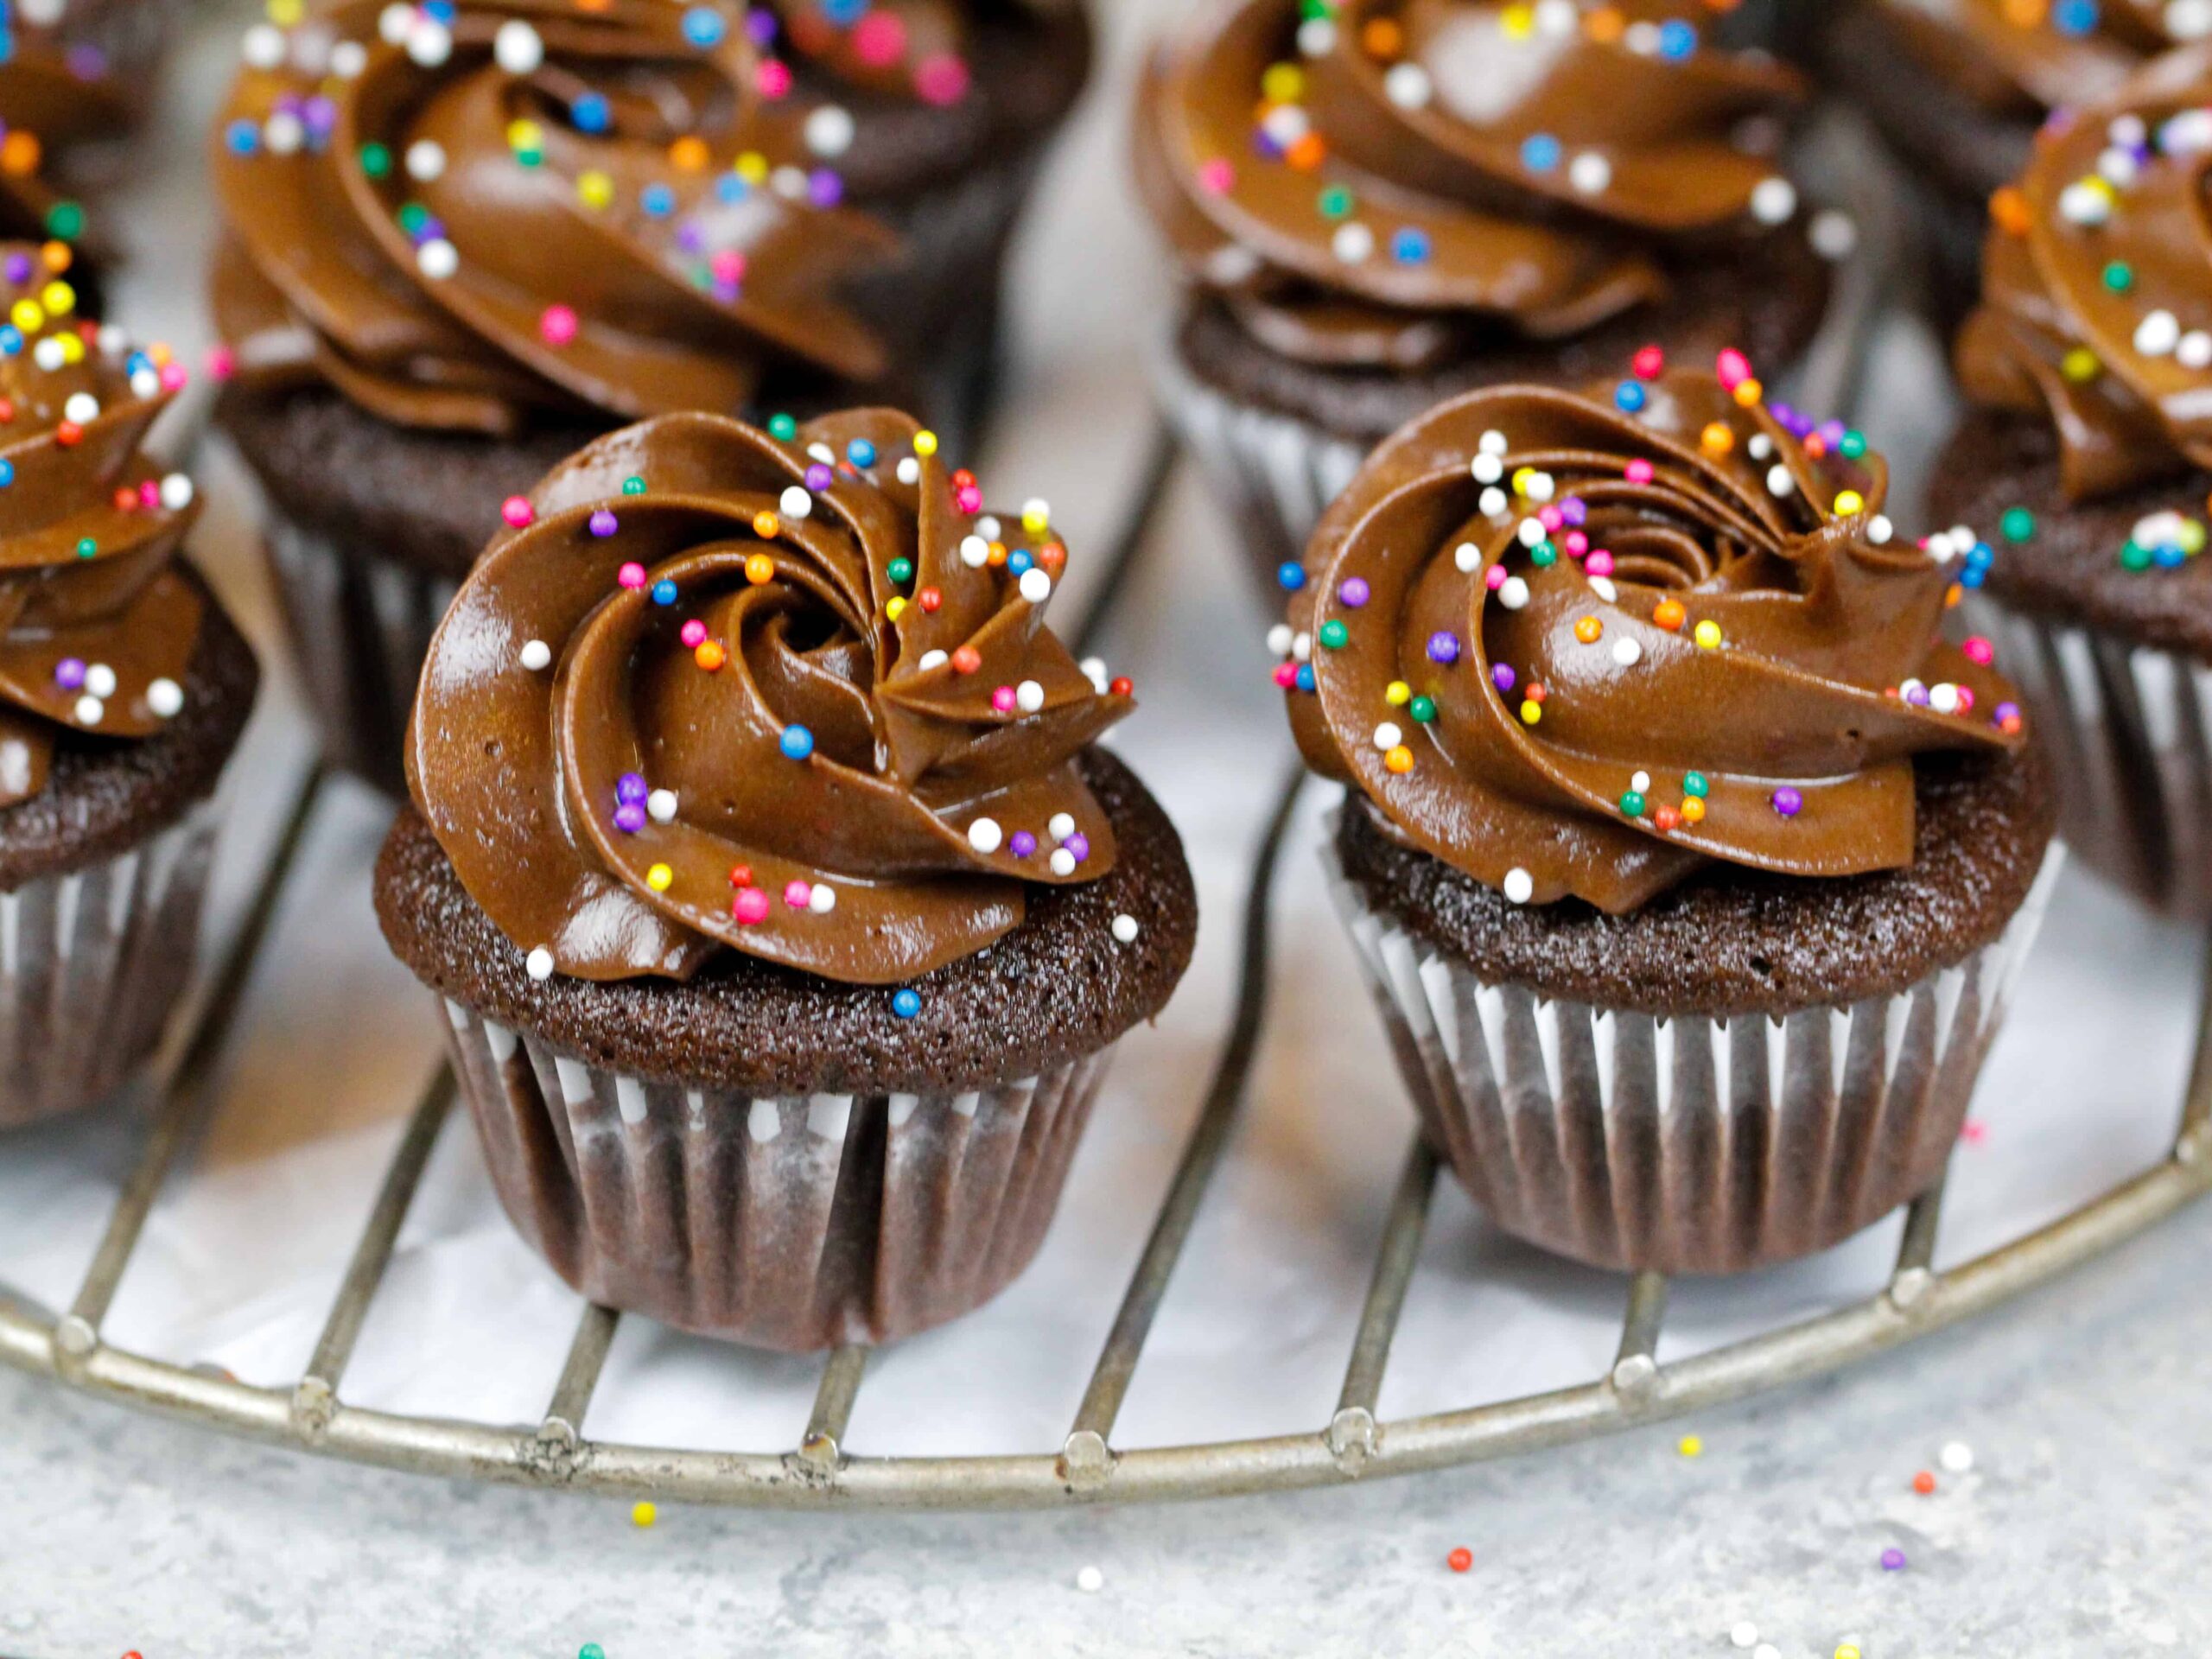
[1135,0,1807,369]
[0,244,200,808]
[211,0,898,437]
[1876,0,2184,115]
[408,407,1133,986]
[0,3,135,251]
[1959,47,2212,503]
[1281,365,2029,912]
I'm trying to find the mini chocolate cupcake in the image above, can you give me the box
[0,246,260,1128]
[377,406,1194,1349]
[1281,368,2056,1273]
[1935,48,2212,917]
[749,1,1095,424]
[210,2,932,797]
[1816,0,2171,327]
[1135,0,1842,597]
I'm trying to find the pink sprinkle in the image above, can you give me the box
[160,362,189,392]
[733,887,771,925]
[540,304,579,346]
[991,685,1017,713]
[1563,531,1588,557]
[205,346,236,381]
[1198,158,1236,194]
[501,496,534,529]
[853,12,907,66]
[955,485,983,514]
[1484,565,1508,591]
[619,563,648,589]
[1537,505,1562,532]
[784,880,812,910]
[914,53,969,106]
[1586,550,1615,577]
[1961,1119,1989,1145]
[757,59,793,99]
[1631,346,1665,380]
[680,620,708,648]
[1716,348,1752,389]
[137,480,160,509]
[1625,459,1655,484]
[1962,636,1994,666]
[710,251,746,286]
[1273,662,1299,689]
[1955,685,1976,713]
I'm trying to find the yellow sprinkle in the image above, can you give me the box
[1021,506,1051,535]
[1385,681,1411,707]
[1259,62,1305,103]
[56,332,83,365]
[1693,620,1724,651]
[913,429,938,458]
[736,150,770,185]
[1678,1434,1704,1459]
[1833,489,1865,518]
[632,1501,658,1529]
[266,0,304,22]
[646,864,673,893]
[2062,347,2101,383]
[505,119,543,153]
[1835,1648,1861,1659]
[1519,699,1541,726]
[40,281,73,317]
[1501,3,1535,35]
[577,169,614,210]
[10,299,41,334]
[886,596,907,621]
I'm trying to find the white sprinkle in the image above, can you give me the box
[810,884,838,915]
[493,19,543,73]
[405,140,447,181]
[1517,518,1547,549]
[1503,868,1535,905]
[1373,722,1403,752]
[1930,682,1961,715]
[1049,848,1077,877]
[405,19,453,66]
[241,24,286,69]
[1588,575,1617,603]
[967,817,1004,855]
[646,789,678,824]
[526,947,556,982]
[1383,61,1432,109]
[33,339,64,372]
[1498,575,1530,611]
[1731,1624,1760,1651]
[1453,543,1482,574]
[918,649,949,672]
[416,238,460,280]
[1611,637,1642,667]
[1266,623,1294,656]
[1749,176,1797,226]
[64,392,99,425]
[378,3,415,45]
[1569,151,1612,194]
[330,39,367,78]
[264,111,306,156]
[1332,222,1376,264]
[1868,514,1894,545]
[1290,632,1313,663]
[519,639,552,671]
[2136,309,2182,357]
[807,442,836,466]
[159,474,195,511]
[2171,0,2212,39]
[1522,470,1556,503]
[2182,331,2212,371]
[1810,208,1859,261]
[1019,568,1053,604]
[1940,1440,1974,1473]
[2058,180,2113,226]
[1296,17,1337,55]
[1766,464,1796,498]
[1110,914,1141,944]
[1630,770,1651,793]
[1747,433,1775,461]
[146,677,184,719]
[1049,812,1077,843]
[1478,486,1508,518]
[960,535,991,569]
[896,457,921,486]
[805,105,856,158]
[1471,453,1504,485]
[130,368,160,399]
[84,664,117,700]
[976,515,1004,540]
[1010,679,1045,715]
[73,696,103,727]
[1076,1566,1104,1595]
[779,485,814,519]
[1478,429,1509,455]
[1079,657,1109,694]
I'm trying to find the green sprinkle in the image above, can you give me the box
[397,201,430,235]
[620,475,646,496]
[1619,791,1647,818]
[359,143,391,179]
[45,200,83,240]
[2000,506,2037,543]
[1839,429,1867,461]
[887,556,914,584]
[1683,771,1710,799]
[2120,540,2152,571]
[1318,619,1350,650]
[1529,541,1558,568]
[1319,185,1354,219]
[1409,695,1437,724]
[2102,261,2133,292]
[768,413,798,442]
[74,537,96,560]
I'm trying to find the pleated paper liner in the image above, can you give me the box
[0,803,219,1128]
[1976,601,2212,919]
[440,998,1121,1352]
[1325,832,2063,1274]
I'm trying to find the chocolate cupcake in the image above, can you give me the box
[377,406,1194,1349]
[1816,0,2174,327]
[1135,0,1842,597]
[210,2,942,798]
[0,247,260,1128]
[1934,48,2212,916]
[1281,369,2056,1273]
[749,1,1095,425]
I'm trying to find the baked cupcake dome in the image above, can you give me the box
[1138,0,1840,594]
[0,244,259,1127]
[378,405,1194,1349]
[1933,47,2212,916]
[1284,366,2056,1272]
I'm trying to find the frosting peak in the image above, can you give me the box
[409,408,1133,987]
[1282,365,2026,912]
[0,243,202,810]
[212,1,899,438]
[1135,0,1807,370]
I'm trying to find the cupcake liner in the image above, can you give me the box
[263,518,458,799]
[1976,602,2212,918]
[439,996,1120,1351]
[1150,337,1369,600]
[1324,830,2062,1274]
[0,802,220,1129]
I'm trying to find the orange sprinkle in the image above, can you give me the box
[669,135,711,172]
[1359,19,1404,56]
[1285,133,1327,171]
[752,511,779,538]
[0,131,41,177]
[1573,616,1603,645]
[1584,7,1626,42]
[1681,796,1707,825]
[744,552,775,584]
[1732,378,1764,409]
[694,640,727,672]
[1990,186,2031,237]
[40,241,69,274]
[1383,745,1414,775]
[1654,598,1687,632]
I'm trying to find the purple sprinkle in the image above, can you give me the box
[1904,683,1932,708]
[806,463,834,491]
[1338,576,1370,608]
[617,772,649,805]
[67,45,109,81]
[1009,830,1038,859]
[676,223,706,255]
[1560,497,1587,527]
[1880,1548,1908,1573]
[1491,664,1516,694]
[1427,632,1461,665]
[613,804,647,835]
[54,658,86,690]
[3,254,29,284]
[746,10,779,43]
[809,168,843,208]
[1995,701,2020,726]
[1772,787,1804,818]
[1065,832,1091,864]
[590,510,620,538]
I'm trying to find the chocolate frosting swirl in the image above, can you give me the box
[0,242,203,810]
[211,1,897,439]
[408,407,1133,986]
[762,0,986,104]
[1875,0,2173,116]
[1956,47,2212,503]
[1283,369,2026,912]
[0,1,138,252]
[1134,0,1807,371]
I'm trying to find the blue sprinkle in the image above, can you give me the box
[0,326,22,358]
[779,725,815,761]
[1294,663,1316,694]
[571,92,611,134]
[1277,562,1308,592]
[1007,549,1034,576]
[1614,381,1648,414]
[2053,0,2098,34]
[651,579,679,606]
[225,118,260,156]
[1390,227,1432,264]
[0,461,14,488]
[683,5,728,46]
[1656,19,1697,59]
[641,183,676,218]
[848,439,877,468]
[892,988,923,1020]
[1521,133,1561,173]
[716,171,750,204]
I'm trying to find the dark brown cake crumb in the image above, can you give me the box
[376,747,1198,1096]
[0,563,260,891]
[1932,410,2212,662]
[1333,748,2057,1020]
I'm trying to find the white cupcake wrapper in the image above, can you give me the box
[0,803,220,1129]
[1323,830,2062,1273]
[440,999,1120,1351]
[263,518,457,798]
[1975,601,2212,918]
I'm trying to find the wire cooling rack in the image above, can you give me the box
[5,111,2210,1511]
